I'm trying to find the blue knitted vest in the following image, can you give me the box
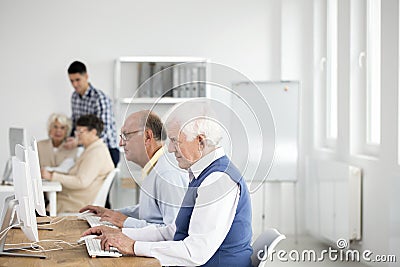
[173,155,253,267]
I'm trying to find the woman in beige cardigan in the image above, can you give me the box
[37,113,78,168]
[41,114,114,213]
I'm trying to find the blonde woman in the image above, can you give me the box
[37,113,78,168]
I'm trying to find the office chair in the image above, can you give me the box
[92,168,119,207]
[251,228,286,267]
[58,168,119,216]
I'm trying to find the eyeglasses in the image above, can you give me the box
[74,128,88,135]
[120,130,143,142]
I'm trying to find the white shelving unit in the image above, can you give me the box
[113,56,208,130]
[111,56,208,209]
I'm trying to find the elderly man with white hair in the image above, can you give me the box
[82,100,253,267]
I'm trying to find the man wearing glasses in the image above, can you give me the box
[82,101,253,266]
[80,110,187,228]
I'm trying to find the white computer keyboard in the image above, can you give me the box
[84,215,118,229]
[84,237,122,258]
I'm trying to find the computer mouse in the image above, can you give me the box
[77,234,98,244]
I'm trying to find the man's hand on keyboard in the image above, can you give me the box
[82,226,135,255]
[79,205,108,216]
[100,230,136,256]
[82,225,121,238]
[100,210,128,228]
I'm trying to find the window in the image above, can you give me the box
[349,0,381,157]
[314,0,338,149]
[366,0,381,145]
[326,0,338,140]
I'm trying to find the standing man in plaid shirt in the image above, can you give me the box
[64,61,120,167]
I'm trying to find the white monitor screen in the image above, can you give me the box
[12,144,39,242]
[27,137,46,216]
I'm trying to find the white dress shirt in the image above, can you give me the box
[123,147,241,266]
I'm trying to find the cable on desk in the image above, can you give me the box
[5,239,84,253]
[36,216,66,227]
[0,223,21,241]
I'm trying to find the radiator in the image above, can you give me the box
[348,166,362,241]
[313,159,362,243]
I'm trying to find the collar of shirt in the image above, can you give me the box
[188,147,225,182]
[141,146,164,179]
[86,138,103,151]
[79,83,93,99]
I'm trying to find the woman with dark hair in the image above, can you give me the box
[41,114,114,213]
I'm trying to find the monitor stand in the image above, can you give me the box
[0,195,45,259]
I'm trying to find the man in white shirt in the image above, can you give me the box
[82,101,253,267]
[80,110,187,228]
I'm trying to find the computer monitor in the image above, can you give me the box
[9,128,26,157]
[27,137,46,216]
[2,128,26,184]
[12,144,39,242]
[0,144,45,259]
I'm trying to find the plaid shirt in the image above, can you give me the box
[71,84,118,149]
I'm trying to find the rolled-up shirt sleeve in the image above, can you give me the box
[117,205,139,218]
[116,205,149,228]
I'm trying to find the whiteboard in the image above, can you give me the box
[231,81,299,182]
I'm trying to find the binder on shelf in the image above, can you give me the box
[191,67,198,97]
[198,64,206,97]
[179,65,186,97]
[161,66,174,97]
[138,63,152,97]
[152,64,164,98]
[172,65,180,98]
[116,58,208,102]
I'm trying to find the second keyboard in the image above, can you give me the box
[84,215,118,229]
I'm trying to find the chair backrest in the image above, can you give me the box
[251,228,286,267]
[92,168,119,207]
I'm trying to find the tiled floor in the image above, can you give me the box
[261,235,371,267]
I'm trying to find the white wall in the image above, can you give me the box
[280,0,314,235]
[0,0,275,167]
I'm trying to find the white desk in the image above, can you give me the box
[0,181,62,216]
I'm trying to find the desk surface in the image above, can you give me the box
[0,217,161,267]
[0,180,62,192]
[0,181,62,216]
